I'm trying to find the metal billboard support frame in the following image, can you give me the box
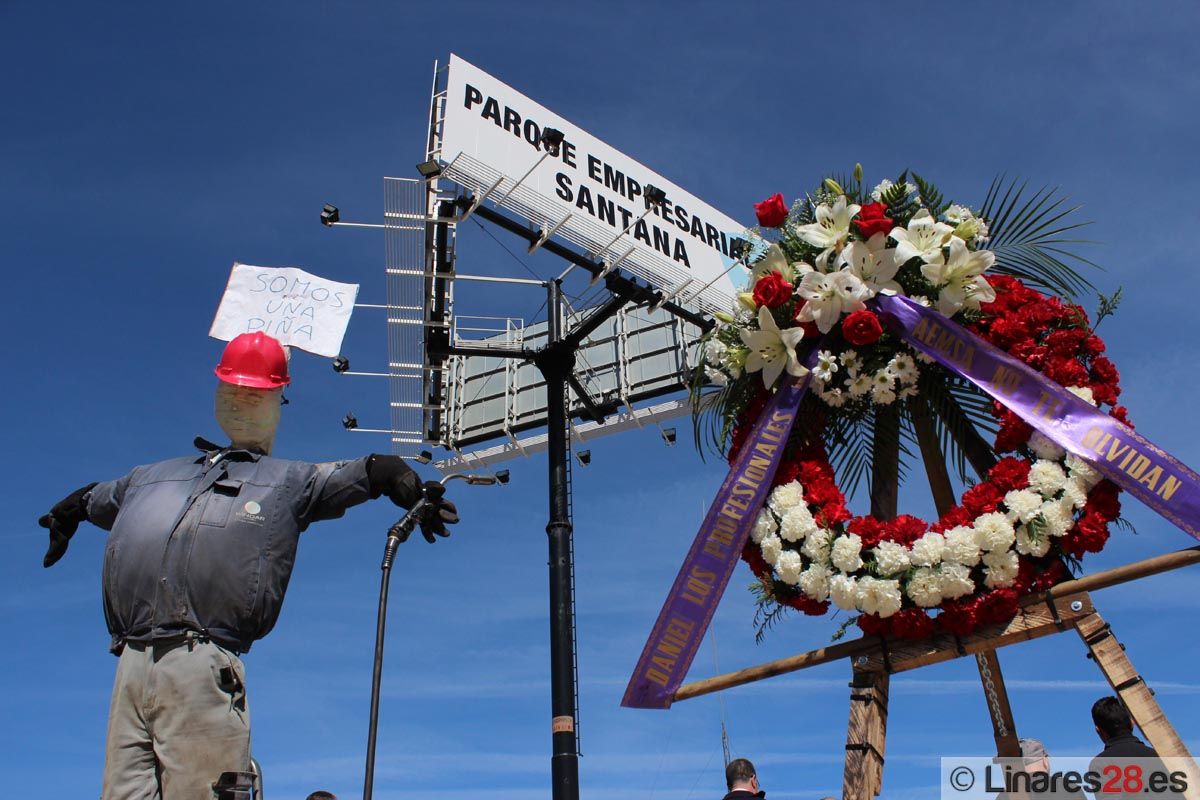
[422,196,712,800]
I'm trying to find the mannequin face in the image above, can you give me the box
[214,382,281,453]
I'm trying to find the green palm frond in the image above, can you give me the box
[981,177,1099,300]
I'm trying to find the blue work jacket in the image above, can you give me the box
[87,445,373,652]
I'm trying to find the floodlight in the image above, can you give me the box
[729,237,750,261]
[321,203,340,227]
[416,450,433,465]
[495,469,511,485]
[643,184,667,207]
[575,450,591,467]
[342,413,358,430]
[332,355,350,373]
[416,159,442,179]
[661,427,677,446]
[539,127,565,156]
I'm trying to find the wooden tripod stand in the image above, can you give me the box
[673,402,1200,799]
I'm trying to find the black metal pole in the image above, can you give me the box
[540,279,580,800]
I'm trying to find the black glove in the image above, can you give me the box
[40,483,97,568]
[415,481,459,544]
[367,455,423,509]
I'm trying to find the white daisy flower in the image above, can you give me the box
[819,387,847,408]
[814,350,840,382]
[840,350,862,373]
[848,373,872,397]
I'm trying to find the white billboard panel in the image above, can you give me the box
[440,54,746,313]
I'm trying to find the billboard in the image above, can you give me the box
[439,54,747,313]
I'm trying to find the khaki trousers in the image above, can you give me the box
[102,639,251,800]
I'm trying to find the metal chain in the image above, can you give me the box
[976,653,1009,738]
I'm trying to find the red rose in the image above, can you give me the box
[752,270,794,309]
[853,202,895,239]
[842,310,884,346]
[753,193,789,228]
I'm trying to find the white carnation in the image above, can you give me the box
[857,577,903,618]
[1003,489,1044,524]
[1067,385,1097,406]
[1029,460,1068,498]
[1015,523,1052,557]
[801,527,834,563]
[768,481,806,513]
[760,535,783,566]
[939,562,977,599]
[872,540,912,576]
[750,509,777,544]
[779,504,817,542]
[942,526,982,566]
[906,567,944,607]
[775,550,804,585]
[1039,500,1074,538]
[1062,477,1089,510]
[1065,454,1101,488]
[909,531,946,567]
[831,534,865,572]
[798,563,832,601]
[1028,431,1066,461]
[704,366,728,386]
[982,549,1020,588]
[704,338,728,363]
[830,574,859,610]
[974,511,1016,552]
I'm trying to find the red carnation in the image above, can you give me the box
[1083,335,1106,356]
[784,593,830,616]
[932,505,974,533]
[1033,559,1069,591]
[819,501,852,526]
[989,457,1032,492]
[1090,356,1120,384]
[962,482,1004,516]
[842,310,884,346]
[754,193,789,228]
[977,588,1020,625]
[1085,480,1122,521]
[887,515,930,547]
[1110,405,1134,428]
[890,608,935,640]
[857,614,889,636]
[741,541,769,579]
[752,271,794,309]
[1045,329,1088,357]
[848,516,886,549]
[853,202,895,239]
[937,599,980,636]
[995,412,1033,452]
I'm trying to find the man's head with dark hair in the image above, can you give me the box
[305,792,337,800]
[1092,696,1134,741]
[726,758,758,792]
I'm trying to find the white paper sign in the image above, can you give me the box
[209,263,359,358]
[440,54,747,311]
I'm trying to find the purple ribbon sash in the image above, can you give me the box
[873,294,1200,541]
[621,371,814,709]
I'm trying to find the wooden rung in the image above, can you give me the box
[843,670,890,800]
[853,592,1094,674]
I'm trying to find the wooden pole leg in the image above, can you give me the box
[976,650,1022,758]
[843,669,889,800]
[1076,611,1200,800]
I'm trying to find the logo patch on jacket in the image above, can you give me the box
[236,500,266,525]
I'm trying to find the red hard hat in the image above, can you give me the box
[214,332,291,389]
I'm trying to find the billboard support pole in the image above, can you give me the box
[537,278,582,800]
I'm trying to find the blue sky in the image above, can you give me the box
[3,2,1200,798]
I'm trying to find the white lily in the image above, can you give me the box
[889,209,953,266]
[795,196,860,269]
[922,237,997,316]
[795,270,870,333]
[750,243,797,283]
[739,306,809,388]
[840,232,902,297]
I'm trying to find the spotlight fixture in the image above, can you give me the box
[342,413,358,430]
[643,184,667,207]
[415,450,433,465]
[729,237,750,261]
[416,159,442,179]
[575,449,591,467]
[321,203,340,226]
[495,469,511,485]
[539,127,565,156]
[661,427,677,446]
[332,355,350,373]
